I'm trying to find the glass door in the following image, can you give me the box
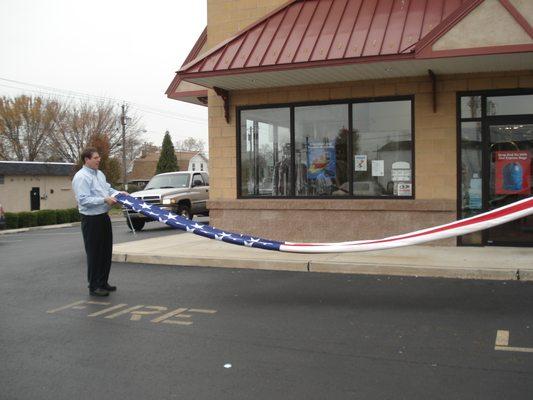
[487,123,533,246]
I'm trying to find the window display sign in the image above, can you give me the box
[371,160,384,177]
[495,151,530,195]
[354,155,367,171]
[391,161,411,182]
[396,182,412,196]
[307,143,336,179]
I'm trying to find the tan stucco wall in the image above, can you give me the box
[0,175,76,212]
[433,0,533,51]
[510,0,533,26]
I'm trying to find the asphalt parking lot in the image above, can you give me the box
[1,221,533,400]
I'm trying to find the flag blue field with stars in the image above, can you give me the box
[115,193,283,251]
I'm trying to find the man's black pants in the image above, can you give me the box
[81,213,113,291]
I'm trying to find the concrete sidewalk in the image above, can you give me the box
[112,232,533,281]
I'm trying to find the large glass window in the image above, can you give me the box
[238,98,413,198]
[487,95,533,116]
[460,121,483,245]
[294,104,349,196]
[353,100,412,197]
[240,108,290,196]
[461,96,481,119]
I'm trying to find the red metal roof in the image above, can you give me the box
[180,0,468,76]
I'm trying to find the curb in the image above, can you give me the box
[0,217,125,235]
[0,223,80,235]
[111,252,533,282]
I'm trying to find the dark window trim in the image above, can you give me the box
[237,95,415,199]
[456,87,533,246]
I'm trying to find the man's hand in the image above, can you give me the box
[104,197,117,206]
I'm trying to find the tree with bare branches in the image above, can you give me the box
[175,136,205,153]
[0,95,147,171]
[0,95,59,161]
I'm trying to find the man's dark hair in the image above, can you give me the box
[81,147,98,163]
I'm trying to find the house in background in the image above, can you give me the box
[127,151,209,188]
[189,152,209,172]
[0,161,77,212]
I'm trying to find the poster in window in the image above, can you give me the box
[494,151,530,195]
[306,143,336,180]
[371,160,384,177]
[354,155,367,171]
[396,183,412,196]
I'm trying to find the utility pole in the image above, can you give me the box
[121,104,128,191]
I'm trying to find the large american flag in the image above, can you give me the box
[115,193,533,253]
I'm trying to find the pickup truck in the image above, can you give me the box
[123,171,209,231]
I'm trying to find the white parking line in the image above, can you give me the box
[494,330,533,353]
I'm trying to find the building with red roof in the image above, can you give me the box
[167,0,533,247]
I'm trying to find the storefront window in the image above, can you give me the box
[294,104,349,196]
[352,100,412,197]
[461,96,481,119]
[240,108,290,196]
[487,95,533,116]
[238,97,413,198]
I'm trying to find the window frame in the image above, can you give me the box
[237,95,415,199]
[192,172,205,187]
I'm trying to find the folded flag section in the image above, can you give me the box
[115,193,533,253]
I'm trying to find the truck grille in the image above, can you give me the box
[138,195,160,204]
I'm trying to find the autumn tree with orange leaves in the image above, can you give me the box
[0,95,147,177]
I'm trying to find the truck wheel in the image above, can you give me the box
[178,204,192,220]
[127,219,145,231]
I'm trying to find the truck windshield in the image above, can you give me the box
[145,174,190,189]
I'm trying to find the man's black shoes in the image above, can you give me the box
[103,283,117,292]
[89,288,109,297]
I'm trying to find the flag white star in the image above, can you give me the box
[215,233,233,240]
[186,226,195,233]
[141,203,152,210]
[167,212,178,220]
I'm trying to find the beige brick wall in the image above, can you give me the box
[207,70,533,202]
[0,175,77,212]
[207,0,286,48]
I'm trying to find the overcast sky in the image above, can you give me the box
[0,0,208,148]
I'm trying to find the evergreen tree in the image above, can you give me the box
[156,131,178,174]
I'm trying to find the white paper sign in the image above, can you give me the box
[371,160,384,177]
[397,183,412,196]
[391,161,411,182]
[354,155,367,171]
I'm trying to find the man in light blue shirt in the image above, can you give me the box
[72,147,125,296]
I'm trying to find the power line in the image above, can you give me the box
[0,77,208,125]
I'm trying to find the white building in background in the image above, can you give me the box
[189,152,209,173]
[0,161,77,212]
